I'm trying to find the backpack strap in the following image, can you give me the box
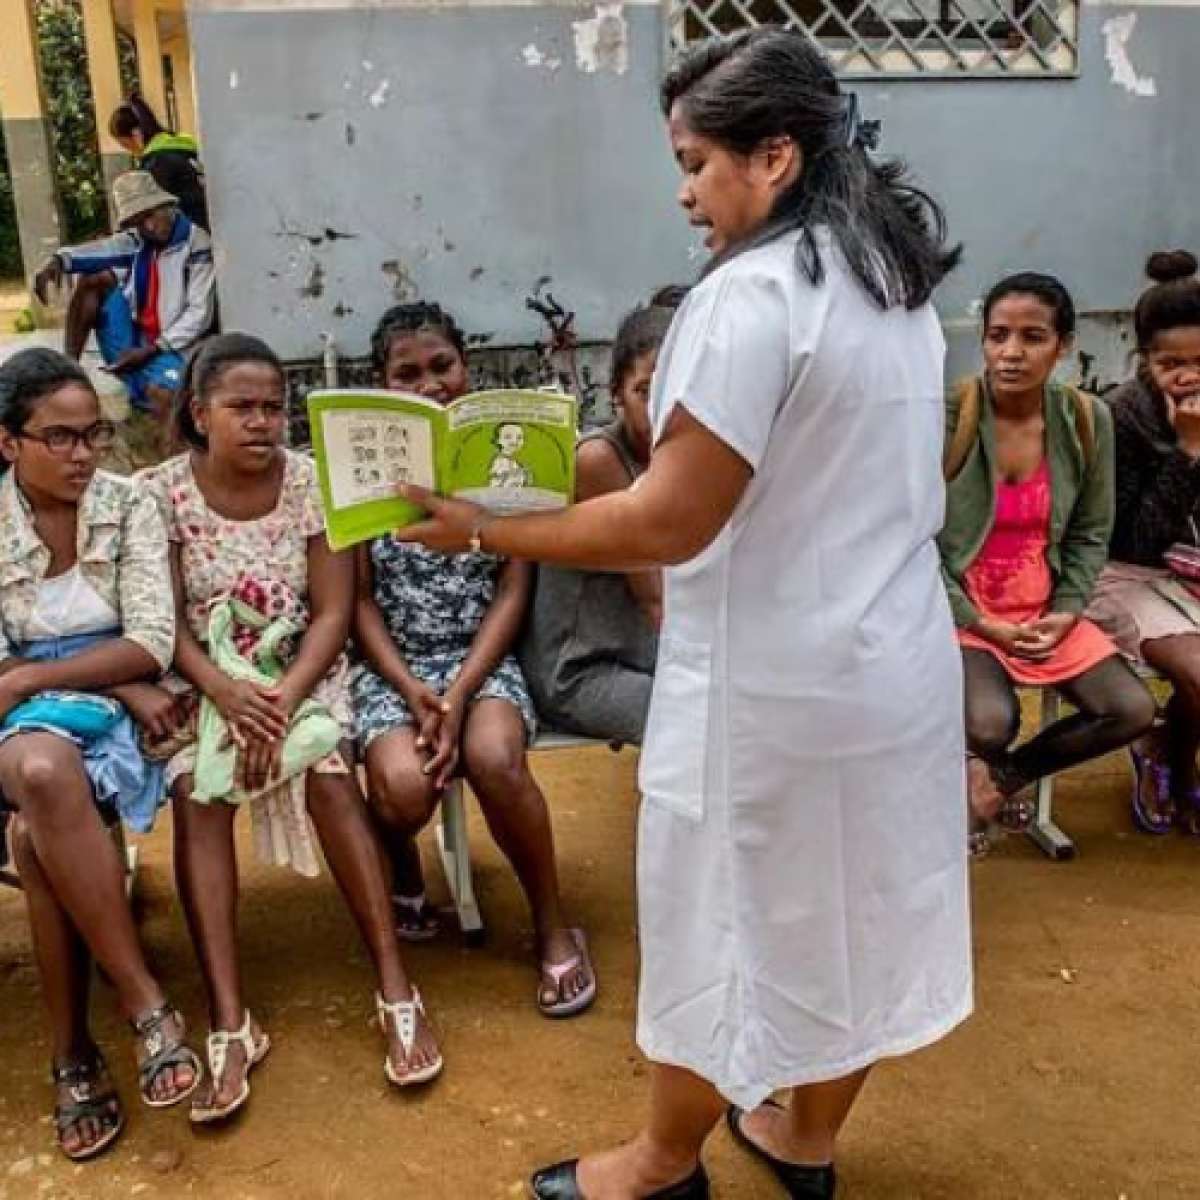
[943,376,983,482]
[1062,384,1097,469]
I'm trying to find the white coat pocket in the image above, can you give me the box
[638,634,712,821]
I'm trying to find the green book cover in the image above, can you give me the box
[307,388,578,550]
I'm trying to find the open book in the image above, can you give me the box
[307,388,578,550]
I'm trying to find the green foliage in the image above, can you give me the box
[0,0,138,278]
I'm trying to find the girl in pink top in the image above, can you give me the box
[945,275,1155,851]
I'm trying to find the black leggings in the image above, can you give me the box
[962,649,1157,792]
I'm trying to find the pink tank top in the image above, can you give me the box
[964,460,1053,625]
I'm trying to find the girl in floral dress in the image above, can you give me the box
[354,303,596,1018]
[141,333,441,1125]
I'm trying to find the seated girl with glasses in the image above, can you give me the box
[0,348,200,1162]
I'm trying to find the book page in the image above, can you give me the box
[444,391,577,515]
[319,408,436,509]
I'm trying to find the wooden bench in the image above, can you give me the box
[1027,662,1166,861]
[435,730,615,944]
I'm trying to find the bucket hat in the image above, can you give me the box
[112,170,178,226]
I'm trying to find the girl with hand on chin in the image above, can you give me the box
[1090,251,1200,833]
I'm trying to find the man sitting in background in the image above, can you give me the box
[34,170,215,463]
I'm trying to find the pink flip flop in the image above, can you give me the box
[537,928,597,1019]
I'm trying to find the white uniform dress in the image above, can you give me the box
[636,232,972,1109]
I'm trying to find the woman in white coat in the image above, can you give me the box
[399,28,972,1200]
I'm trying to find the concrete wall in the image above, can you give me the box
[187,0,1199,376]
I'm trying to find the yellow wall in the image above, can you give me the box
[0,0,48,121]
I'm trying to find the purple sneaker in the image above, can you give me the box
[1130,745,1174,835]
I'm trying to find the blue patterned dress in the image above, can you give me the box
[352,538,537,747]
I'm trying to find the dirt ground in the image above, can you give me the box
[3,743,1200,1200]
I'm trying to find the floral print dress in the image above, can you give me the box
[353,538,537,748]
[140,450,351,876]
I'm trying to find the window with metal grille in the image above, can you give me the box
[665,0,1079,77]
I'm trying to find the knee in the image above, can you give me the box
[73,272,114,301]
[464,739,533,805]
[964,700,1019,757]
[369,764,439,832]
[6,745,87,816]
[1110,684,1158,741]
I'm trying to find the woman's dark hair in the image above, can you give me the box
[611,305,675,391]
[109,93,167,142]
[661,28,959,310]
[1134,250,1200,349]
[982,272,1076,339]
[174,332,285,449]
[371,303,467,375]
[0,348,94,438]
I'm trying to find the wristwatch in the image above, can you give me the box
[467,514,494,555]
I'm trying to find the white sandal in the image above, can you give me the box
[189,1012,271,1124]
[376,989,443,1088]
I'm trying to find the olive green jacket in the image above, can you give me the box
[937,379,1115,628]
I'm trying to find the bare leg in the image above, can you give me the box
[0,735,162,1016]
[461,700,588,1005]
[171,783,252,1111]
[64,272,116,360]
[306,764,441,1079]
[738,1068,871,1166]
[571,1063,724,1196]
[365,727,441,849]
[366,727,442,937]
[0,735,195,1104]
[11,818,117,1158]
[12,817,94,1063]
[387,835,427,900]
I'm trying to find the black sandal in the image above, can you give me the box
[53,1053,124,1162]
[727,1103,838,1199]
[529,1159,709,1199]
[393,893,440,943]
[131,1002,202,1109]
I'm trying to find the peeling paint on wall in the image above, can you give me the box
[300,261,325,299]
[381,260,418,303]
[572,4,629,76]
[1102,13,1157,97]
[522,43,562,71]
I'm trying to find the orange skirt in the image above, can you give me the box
[958,617,1118,686]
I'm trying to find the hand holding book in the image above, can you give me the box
[391,484,494,555]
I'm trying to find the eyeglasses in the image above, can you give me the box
[18,420,118,455]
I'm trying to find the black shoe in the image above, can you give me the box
[726,1105,837,1198]
[529,1158,710,1199]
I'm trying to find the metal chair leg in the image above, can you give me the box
[1027,689,1076,861]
